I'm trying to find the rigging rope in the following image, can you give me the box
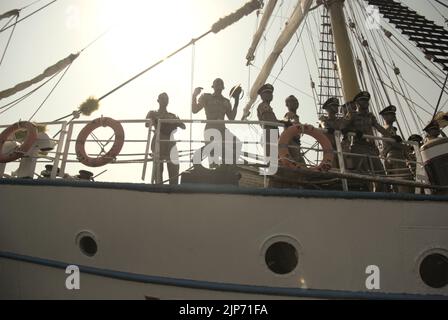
[98,0,262,104]
[189,43,196,168]
[21,0,46,11]
[0,15,19,68]
[0,70,62,116]
[251,64,314,99]
[0,0,58,34]
[0,16,15,32]
[301,39,319,114]
[28,63,73,121]
[345,3,434,125]
[429,0,448,23]
[433,72,448,119]
[272,22,306,86]
[435,0,448,10]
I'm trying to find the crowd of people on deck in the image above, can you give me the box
[146,78,447,189]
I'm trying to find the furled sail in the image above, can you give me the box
[211,0,263,33]
[246,0,278,65]
[0,9,20,21]
[0,53,79,100]
[242,0,313,120]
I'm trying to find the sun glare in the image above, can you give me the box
[96,0,194,75]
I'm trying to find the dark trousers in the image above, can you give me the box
[155,161,179,185]
[350,141,387,192]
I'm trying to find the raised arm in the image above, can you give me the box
[192,87,204,114]
[226,96,240,120]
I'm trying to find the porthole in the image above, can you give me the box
[419,253,448,289]
[265,241,298,275]
[76,232,98,257]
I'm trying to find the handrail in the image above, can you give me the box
[0,118,436,193]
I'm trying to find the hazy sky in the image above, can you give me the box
[0,0,446,182]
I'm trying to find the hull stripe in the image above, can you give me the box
[1,251,447,300]
[1,179,448,202]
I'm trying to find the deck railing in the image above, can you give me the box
[0,119,433,193]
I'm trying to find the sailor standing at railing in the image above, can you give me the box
[283,95,305,165]
[192,78,241,166]
[147,93,186,185]
[319,97,349,169]
[379,105,412,193]
[256,83,280,159]
[345,91,389,192]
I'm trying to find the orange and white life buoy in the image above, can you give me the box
[0,121,38,163]
[75,117,125,167]
[279,124,334,172]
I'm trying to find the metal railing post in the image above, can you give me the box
[334,130,349,191]
[142,120,153,181]
[413,142,431,195]
[59,122,74,178]
[0,163,5,178]
[51,122,68,179]
[155,120,162,184]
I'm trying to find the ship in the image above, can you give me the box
[0,0,448,299]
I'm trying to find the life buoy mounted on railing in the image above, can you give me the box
[278,124,334,172]
[75,117,125,167]
[0,121,38,163]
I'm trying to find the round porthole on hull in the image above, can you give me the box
[262,236,300,276]
[419,252,448,289]
[76,231,98,257]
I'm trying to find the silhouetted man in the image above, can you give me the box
[147,92,185,184]
[379,105,412,193]
[346,91,388,192]
[192,78,241,166]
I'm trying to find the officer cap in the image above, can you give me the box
[353,91,371,102]
[408,134,423,143]
[322,97,340,110]
[379,105,397,116]
[257,83,274,95]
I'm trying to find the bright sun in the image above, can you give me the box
[96,0,194,75]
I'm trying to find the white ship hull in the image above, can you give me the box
[0,179,447,299]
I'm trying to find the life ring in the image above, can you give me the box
[0,121,38,163]
[75,117,125,167]
[278,124,334,172]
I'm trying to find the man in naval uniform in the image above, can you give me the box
[257,83,280,159]
[319,97,348,169]
[379,105,412,193]
[147,92,186,184]
[345,91,389,192]
[406,134,424,183]
[192,78,241,165]
[283,95,305,165]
